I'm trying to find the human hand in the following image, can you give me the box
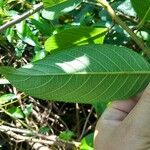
[94,83,150,150]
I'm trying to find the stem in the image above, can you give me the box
[0,2,43,33]
[137,7,150,30]
[78,106,93,141]
[0,125,56,141]
[0,125,80,148]
[96,0,150,53]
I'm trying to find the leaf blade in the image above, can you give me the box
[43,0,67,8]
[131,0,150,21]
[45,27,108,52]
[0,44,150,104]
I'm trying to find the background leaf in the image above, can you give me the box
[43,0,67,8]
[16,21,40,47]
[45,27,107,52]
[42,0,81,20]
[80,133,94,150]
[59,130,74,141]
[0,44,150,104]
[23,104,33,117]
[0,94,16,105]
[30,18,53,36]
[7,107,24,119]
[131,0,150,21]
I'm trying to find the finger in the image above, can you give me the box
[126,83,150,128]
[94,99,139,150]
[101,99,138,122]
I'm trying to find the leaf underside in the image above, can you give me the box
[0,44,150,104]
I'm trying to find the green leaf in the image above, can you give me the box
[43,0,67,8]
[0,94,17,105]
[32,50,46,62]
[42,0,81,20]
[16,21,40,46]
[30,18,53,36]
[59,130,74,141]
[80,133,94,150]
[39,126,51,134]
[5,27,15,43]
[131,0,150,21]
[7,107,25,119]
[0,44,150,104]
[45,27,107,52]
[93,101,108,116]
[0,0,4,7]
[23,104,33,117]
[15,40,27,58]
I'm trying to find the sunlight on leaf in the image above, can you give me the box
[43,0,67,8]
[42,0,81,19]
[56,55,90,73]
[7,107,24,119]
[80,133,94,150]
[0,94,17,105]
[45,27,107,52]
[0,44,150,104]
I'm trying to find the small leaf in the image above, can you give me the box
[93,101,108,116]
[0,94,17,105]
[7,107,24,119]
[16,21,40,46]
[42,0,81,19]
[23,104,33,117]
[32,50,46,62]
[30,18,53,36]
[59,130,74,141]
[80,133,94,150]
[39,126,51,134]
[5,28,15,43]
[45,27,107,52]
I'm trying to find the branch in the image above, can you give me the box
[0,2,43,33]
[0,125,56,141]
[96,0,150,54]
[0,125,80,149]
[78,106,93,141]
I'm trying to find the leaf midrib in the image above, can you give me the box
[5,71,150,76]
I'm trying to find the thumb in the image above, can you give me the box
[124,83,150,133]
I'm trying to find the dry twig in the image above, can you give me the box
[0,3,43,33]
[0,125,80,149]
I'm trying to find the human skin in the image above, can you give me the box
[94,83,150,150]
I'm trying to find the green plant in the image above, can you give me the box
[1,0,150,104]
[0,44,150,103]
[0,0,150,149]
